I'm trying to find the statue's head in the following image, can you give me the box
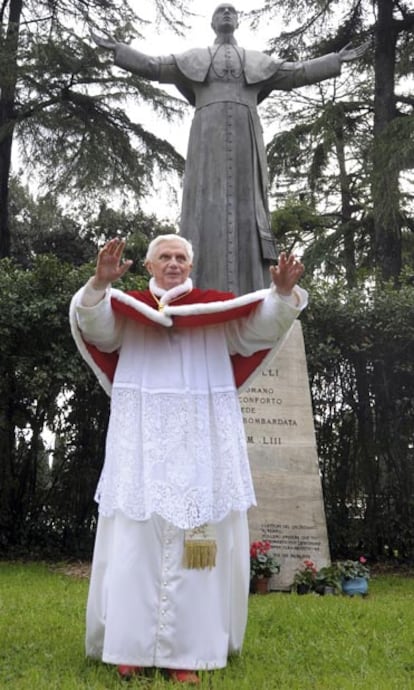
[211,4,239,35]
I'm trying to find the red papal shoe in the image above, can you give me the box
[117,665,143,679]
[167,669,200,684]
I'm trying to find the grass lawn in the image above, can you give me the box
[1,562,414,689]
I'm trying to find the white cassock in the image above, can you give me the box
[70,277,307,669]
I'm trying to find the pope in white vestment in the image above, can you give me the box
[70,234,307,683]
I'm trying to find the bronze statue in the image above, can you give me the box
[93,3,367,294]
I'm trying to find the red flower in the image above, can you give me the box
[250,540,280,579]
[302,559,317,574]
[250,540,272,557]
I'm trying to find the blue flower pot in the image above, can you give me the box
[341,576,368,596]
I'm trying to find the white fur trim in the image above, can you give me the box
[69,289,113,396]
[111,286,269,321]
[165,288,269,317]
[110,288,173,326]
[70,285,271,397]
[149,277,193,305]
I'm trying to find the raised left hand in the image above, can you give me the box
[269,252,304,296]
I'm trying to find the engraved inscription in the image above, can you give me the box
[261,368,279,377]
[244,324,330,589]
[245,435,282,445]
[260,522,323,562]
[262,436,282,445]
[240,395,282,406]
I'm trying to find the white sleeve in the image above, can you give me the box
[74,280,124,352]
[225,285,308,356]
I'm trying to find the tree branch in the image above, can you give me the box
[394,11,414,31]
[396,94,414,108]
[0,0,9,26]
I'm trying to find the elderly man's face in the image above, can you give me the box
[211,4,239,34]
[146,239,192,290]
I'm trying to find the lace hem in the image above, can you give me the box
[95,387,256,529]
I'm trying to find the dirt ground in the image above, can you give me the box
[50,561,92,579]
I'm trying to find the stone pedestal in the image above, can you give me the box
[241,321,330,590]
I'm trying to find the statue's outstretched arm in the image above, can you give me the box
[90,30,161,80]
[338,39,371,63]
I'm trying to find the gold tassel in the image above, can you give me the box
[183,524,217,570]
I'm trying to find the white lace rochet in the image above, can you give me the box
[73,276,307,529]
[96,386,256,529]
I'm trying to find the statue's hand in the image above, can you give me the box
[339,39,370,62]
[90,30,118,51]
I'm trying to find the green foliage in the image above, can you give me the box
[260,0,414,281]
[88,201,177,277]
[0,254,105,555]
[0,179,179,556]
[13,7,186,201]
[9,178,176,270]
[0,0,189,256]
[314,563,342,591]
[302,272,414,560]
[0,252,141,556]
[267,94,375,282]
[271,197,330,253]
[336,557,370,580]
[9,178,98,267]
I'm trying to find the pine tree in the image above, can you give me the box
[252,0,414,281]
[0,0,188,258]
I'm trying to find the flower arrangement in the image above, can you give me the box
[292,559,318,591]
[250,540,280,580]
[291,557,370,594]
[336,556,370,580]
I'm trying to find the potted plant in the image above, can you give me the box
[292,559,318,594]
[314,564,342,595]
[250,540,280,593]
[336,556,370,596]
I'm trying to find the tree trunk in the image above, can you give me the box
[372,0,401,281]
[0,0,23,258]
[334,107,356,288]
[0,370,18,547]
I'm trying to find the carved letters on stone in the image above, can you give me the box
[243,321,331,590]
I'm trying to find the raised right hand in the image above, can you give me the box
[91,238,133,290]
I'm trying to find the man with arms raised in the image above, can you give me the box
[70,235,306,683]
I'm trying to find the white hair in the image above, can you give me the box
[145,234,194,263]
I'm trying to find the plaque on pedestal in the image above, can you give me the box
[241,321,330,590]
